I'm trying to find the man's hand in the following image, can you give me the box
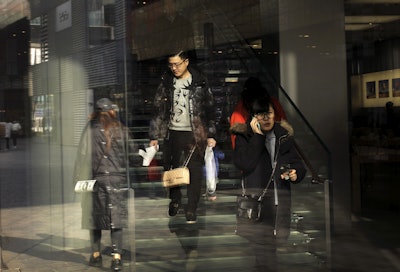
[149,140,158,147]
[207,138,216,148]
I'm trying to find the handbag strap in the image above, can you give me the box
[242,133,289,201]
[258,161,277,201]
[182,146,196,167]
[241,161,276,201]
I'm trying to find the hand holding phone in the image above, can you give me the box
[280,164,297,181]
[250,117,263,135]
[280,164,291,180]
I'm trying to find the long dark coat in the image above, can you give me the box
[73,119,131,230]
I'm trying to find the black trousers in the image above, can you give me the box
[90,228,123,254]
[163,130,203,213]
[5,138,10,149]
[11,132,18,147]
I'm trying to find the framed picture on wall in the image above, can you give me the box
[379,79,389,98]
[392,78,400,97]
[366,81,376,99]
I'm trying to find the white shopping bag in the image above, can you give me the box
[204,146,218,194]
[138,145,159,166]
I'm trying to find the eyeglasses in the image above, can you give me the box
[254,111,274,120]
[168,59,187,69]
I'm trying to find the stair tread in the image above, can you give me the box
[132,185,329,269]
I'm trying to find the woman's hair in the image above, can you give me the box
[89,109,121,151]
[249,95,272,116]
[242,77,271,112]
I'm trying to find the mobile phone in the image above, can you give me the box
[256,122,261,130]
[280,164,291,180]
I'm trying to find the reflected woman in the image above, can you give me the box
[73,98,133,270]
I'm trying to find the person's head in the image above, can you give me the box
[91,98,118,120]
[92,98,120,149]
[250,95,275,132]
[242,77,269,112]
[386,101,394,110]
[168,50,190,79]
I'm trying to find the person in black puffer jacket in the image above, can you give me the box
[231,94,306,271]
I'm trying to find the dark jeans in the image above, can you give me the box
[11,132,17,147]
[163,130,203,213]
[90,228,123,254]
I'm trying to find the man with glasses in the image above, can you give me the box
[149,50,216,224]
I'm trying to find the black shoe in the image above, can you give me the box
[168,201,180,217]
[111,257,123,271]
[186,211,197,224]
[89,254,102,267]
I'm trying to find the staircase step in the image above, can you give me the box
[136,234,247,250]
[131,179,241,190]
[135,256,256,272]
[132,187,329,270]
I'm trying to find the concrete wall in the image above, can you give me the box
[279,0,352,232]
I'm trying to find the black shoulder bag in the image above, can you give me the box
[236,162,277,222]
[236,133,289,222]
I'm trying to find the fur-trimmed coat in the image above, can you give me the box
[231,120,306,191]
[232,119,306,243]
[149,67,216,152]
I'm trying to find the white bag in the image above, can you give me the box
[138,145,159,166]
[204,146,218,194]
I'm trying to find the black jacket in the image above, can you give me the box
[73,119,133,229]
[149,67,216,152]
[232,120,307,242]
[232,120,306,192]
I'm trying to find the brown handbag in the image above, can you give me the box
[162,146,195,188]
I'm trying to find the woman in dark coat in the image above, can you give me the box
[231,95,306,271]
[73,98,133,270]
